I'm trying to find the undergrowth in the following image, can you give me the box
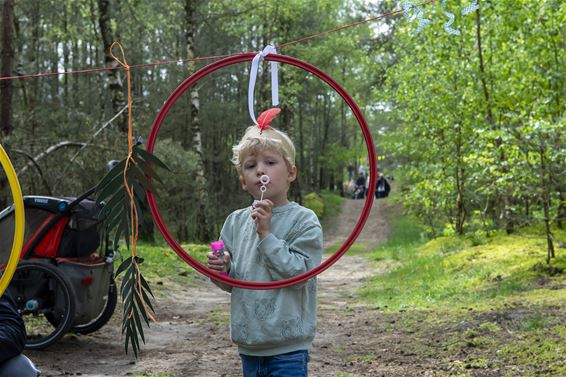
[358,215,566,376]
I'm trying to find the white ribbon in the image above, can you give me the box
[401,1,431,34]
[461,1,480,15]
[442,0,460,35]
[248,45,279,125]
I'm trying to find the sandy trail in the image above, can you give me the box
[28,198,421,377]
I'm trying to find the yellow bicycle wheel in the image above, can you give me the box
[0,144,24,296]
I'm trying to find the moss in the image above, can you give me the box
[478,321,501,333]
[345,353,377,363]
[468,357,490,368]
[203,307,229,326]
[498,325,566,375]
[360,224,566,311]
[355,224,565,376]
[518,314,547,331]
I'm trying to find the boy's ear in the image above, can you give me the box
[239,175,248,191]
[287,165,297,183]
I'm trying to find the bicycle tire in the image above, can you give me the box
[9,260,76,350]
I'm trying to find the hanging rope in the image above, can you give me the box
[109,41,155,322]
[0,0,442,82]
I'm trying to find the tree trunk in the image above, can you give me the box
[73,36,80,109]
[49,41,59,103]
[63,5,69,101]
[455,125,465,235]
[1,0,15,135]
[97,0,127,132]
[539,145,555,263]
[185,0,211,242]
[558,191,565,230]
[292,95,305,203]
[321,94,331,191]
[475,4,513,233]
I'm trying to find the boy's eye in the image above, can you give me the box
[244,162,256,169]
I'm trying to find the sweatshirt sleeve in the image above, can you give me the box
[257,220,323,286]
[0,293,26,363]
[210,214,234,293]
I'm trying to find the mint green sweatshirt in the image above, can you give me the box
[214,202,323,356]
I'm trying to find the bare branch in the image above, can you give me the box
[16,141,87,177]
[69,104,128,164]
[12,149,53,195]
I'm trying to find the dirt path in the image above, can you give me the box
[28,198,428,377]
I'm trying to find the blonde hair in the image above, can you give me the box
[232,126,296,173]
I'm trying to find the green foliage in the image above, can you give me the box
[115,256,155,359]
[371,214,428,262]
[130,243,207,291]
[380,0,566,256]
[360,224,566,311]
[97,142,170,250]
[357,217,565,375]
[151,140,200,241]
[303,192,324,218]
[318,144,357,181]
[96,144,170,358]
[303,190,345,221]
[319,190,346,220]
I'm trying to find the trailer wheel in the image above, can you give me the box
[8,260,75,350]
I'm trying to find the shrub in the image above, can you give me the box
[303,192,324,218]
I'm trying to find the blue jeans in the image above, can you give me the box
[240,350,309,377]
[0,354,40,377]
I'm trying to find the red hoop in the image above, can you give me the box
[146,53,376,289]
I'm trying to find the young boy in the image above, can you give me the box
[208,122,323,377]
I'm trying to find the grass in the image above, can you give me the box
[319,190,345,219]
[360,220,566,311]
[115,242,210,295]
[357,216,566,376]
[324,242,371,256]
[371,214,428,260]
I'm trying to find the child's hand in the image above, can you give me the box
[207,251,231,274]
[251,199,273,240]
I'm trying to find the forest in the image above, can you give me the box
[0,1,565,374]
[0,0,564,262]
